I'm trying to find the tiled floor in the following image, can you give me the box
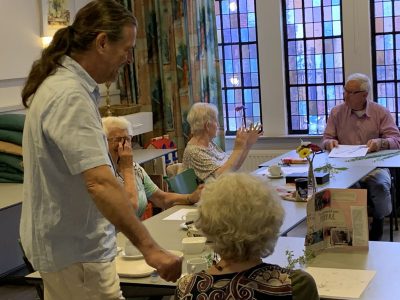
[1,217,399,300]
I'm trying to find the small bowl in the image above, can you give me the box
[182,237,207,254]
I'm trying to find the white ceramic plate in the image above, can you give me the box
[116,256,155,278]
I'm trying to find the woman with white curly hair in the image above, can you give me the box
[102,116,202,218]
[175,173,319,300]
[182,102,261,182]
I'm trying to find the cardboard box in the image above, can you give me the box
[285,172,330,185]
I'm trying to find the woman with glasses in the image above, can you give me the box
[102,116,202,218]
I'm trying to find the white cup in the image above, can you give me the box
[182,236,206,254]
[268,165,282,176]
[186,257,208,274]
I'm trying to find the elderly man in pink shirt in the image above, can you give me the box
[323,73,400,241]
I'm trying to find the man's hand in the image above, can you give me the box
[326,139,339,151]
[367,139,380,153]
[143,248,183,282]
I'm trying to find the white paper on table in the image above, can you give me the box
[280,166,308,175]
[162,208,198,221]
[328,145,368,158]
[305,267,376,299]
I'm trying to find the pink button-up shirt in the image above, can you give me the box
[322,101,400,149]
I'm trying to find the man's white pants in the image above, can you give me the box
[40,260,125,300]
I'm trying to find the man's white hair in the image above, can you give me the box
[346,73,371,93]
[102,116,133,136]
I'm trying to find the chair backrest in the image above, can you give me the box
[166,162,183,177]
[166,168,199,194]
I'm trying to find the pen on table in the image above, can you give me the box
[185,220,194,226]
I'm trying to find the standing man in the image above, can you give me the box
[20,1,181,299]
[322,73,400,241]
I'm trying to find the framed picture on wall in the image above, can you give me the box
[40,0,76,37]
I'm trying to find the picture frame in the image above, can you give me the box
[40,0,76,37]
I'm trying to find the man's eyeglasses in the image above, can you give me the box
[107,135,132,144]
[343,87,366,95]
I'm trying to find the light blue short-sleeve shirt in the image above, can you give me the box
[20,56,116,272]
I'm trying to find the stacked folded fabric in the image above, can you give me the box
[0,114,25,183]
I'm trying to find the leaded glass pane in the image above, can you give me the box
[284,0,344,134]
[216,0,261,134]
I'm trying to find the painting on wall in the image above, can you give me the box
[41,0,75,37]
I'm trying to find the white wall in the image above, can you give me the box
[257,0,373,138]
[0,0,93,113]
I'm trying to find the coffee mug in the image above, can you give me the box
[295,178,308,200]
[186,257,208,274]
[268,165,282,177]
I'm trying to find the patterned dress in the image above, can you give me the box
[175,263,319,300]
[182,141,228,181]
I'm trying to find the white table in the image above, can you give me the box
[132,148,176,164]
[259,149,400,168]
[266,236,400,300]
[252,163,375,236]
[27,210,400,299]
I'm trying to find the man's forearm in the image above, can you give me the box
[83,165,159,254]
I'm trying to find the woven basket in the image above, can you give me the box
[99,104,141,117]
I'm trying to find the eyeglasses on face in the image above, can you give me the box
[343,86,366,95]
[107,135,132,143]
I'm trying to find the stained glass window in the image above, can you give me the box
[283,0,344,134]
[371,0,400,125]
[215,0,261,135]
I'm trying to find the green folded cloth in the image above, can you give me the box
[0,172,23,182]
[0,129,23,145]
[0,153,23,172]
[0,164,21,174]
[0,114,25,131]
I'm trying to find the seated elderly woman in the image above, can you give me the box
[182,103,261,182]
[102,116,201,218]
[175,173,319,300]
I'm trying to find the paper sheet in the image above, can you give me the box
[305,267,376,299]
[163,208,198,221]
[329,145,368,158]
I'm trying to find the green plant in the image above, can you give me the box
[314,163,347,175]
[285,249,315,270]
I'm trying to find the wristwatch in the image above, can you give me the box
[381,139,389,150]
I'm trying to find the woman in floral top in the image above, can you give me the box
[182,103,261,182]
[175,173,319,300]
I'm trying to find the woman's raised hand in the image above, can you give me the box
[233,127,249,150]
[246,123,262,147]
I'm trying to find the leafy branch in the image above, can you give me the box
[314,163,347,175]
[285,249,315,270]
[346,151,400,162]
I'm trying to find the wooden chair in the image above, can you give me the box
[165,168,199,194]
